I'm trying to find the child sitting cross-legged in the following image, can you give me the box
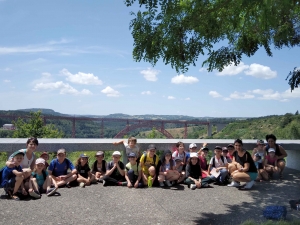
[28,158,58,198]
[76,153,96,188]
[0,151,28,200]
[124,152,144,188]
[91,151,107,183]
[158,150,180,187]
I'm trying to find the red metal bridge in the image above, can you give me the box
[0,115,210,138]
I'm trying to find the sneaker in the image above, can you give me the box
[243,180,254,189]
[29,190,41,199]
[65,182,71,188]
[79,182,85,188]
[227,181,240,187]
[190,184,197,190]
[46,187,58,196]
[98,178,103,183]
[159,182,165,187]
[102,180,107,187]
[165,180,172,187]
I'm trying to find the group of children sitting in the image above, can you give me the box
[0,135,287,200]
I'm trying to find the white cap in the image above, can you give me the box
[190,152,198,158]
[268,148,275,153]
[189,143,197,149]
[35,158,45,165]
[112,151,121,156]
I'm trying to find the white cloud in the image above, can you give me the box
[252,89,274,95]
[217,62,249,76]
[141,91,153,95]
[230,91,255,99]
[60,68,103,85]
[244,63,277,79]
[3,80,11,83]
[168,96,175,100]
[171,74,199,84]
[101,86,120,97]
[33,81,92,95]
[140,68,160,81]
[209,91,222,98]
[185,97,190,100]
[223,97,231,101]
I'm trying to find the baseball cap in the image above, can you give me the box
[35,158,45,165]
[190,152,198,158]
[259,140,265,145]
[40,152,49,157]
[189,143,197,149]
[214,146,222,150]
[112,151,121,156]
[227,144,234,148]
[11,151,25,158]
[128,152,136,157]
[222,147,228,152]
[57,149,66,155]
[268,148,275,153]
[147,144,156,150]
[80,153,89,158]
[200,147,209,151]
[96,151,104,156]
[174,157,182,162]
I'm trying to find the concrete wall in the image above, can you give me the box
[1,138,299,170]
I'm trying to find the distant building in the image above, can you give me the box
[2,124,15,130]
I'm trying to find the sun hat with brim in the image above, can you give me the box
[190,152,198,158]
[11,151,25,158]
[35,158,45,165]
[112,151,121,156]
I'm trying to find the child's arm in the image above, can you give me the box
[207,164,212,175]
[113,140,124,145]
[116,163,125,176]
[274,156,278,168]
[5,159,15,168]
[30,159,36,170]
[105,164,117,176]
[12,169,24,177]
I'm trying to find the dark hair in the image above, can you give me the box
[76,156,89,166]
[27,137,38,146]
[266,134,277,142]
[234,139,243,146]
[187,157,199,165]
[176,141,184,148]
[161,150,174,168]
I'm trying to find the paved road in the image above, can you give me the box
[1,168,300,225]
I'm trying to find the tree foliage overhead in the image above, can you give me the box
[125,0,300,90]
[13,111,64,138]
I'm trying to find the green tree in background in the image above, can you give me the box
[147,127,158,139]
[13,111,64,138]
[125,0,300,91]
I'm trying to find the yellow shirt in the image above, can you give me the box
[140,153,159,175]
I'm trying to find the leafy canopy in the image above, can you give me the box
[125,0,300,90]
[13,111,64,138]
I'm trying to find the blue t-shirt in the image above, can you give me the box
[48,158,75,177]
[32,171,49,187]
[1,165,22,187]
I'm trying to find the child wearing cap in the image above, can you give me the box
[158,150,180,187]
[29,158,57,198]
[0,151,27,200]
[264,148,280,179]
[186,143,198,161]
[222,147,232,163]
[48,148,77,188]
[124,152,143,188]
[40,152,50,169]
[252,140,268,181]
[113,137,140,158]
[102,151,126,186]
[140,144,159,187]
[75,153,96,188]
[208,146,229,185]
[91,151,107,182]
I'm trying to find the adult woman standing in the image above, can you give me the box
[264,134,287,179]
[227,139,257,189]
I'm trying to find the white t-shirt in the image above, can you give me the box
[209,156,228,168]
[124,142,140,156]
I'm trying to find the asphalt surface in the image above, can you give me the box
[0,168,300,225]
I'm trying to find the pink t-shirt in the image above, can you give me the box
[266,155,277,166]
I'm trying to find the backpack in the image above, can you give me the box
[0,167,5,188]
[173,150,186,163]
[263,205,287,220]
[212,156,225,168]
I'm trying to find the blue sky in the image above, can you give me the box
[1,0,300,118]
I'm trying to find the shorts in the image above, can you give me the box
[3,177,16,191]
[247,172,258,181]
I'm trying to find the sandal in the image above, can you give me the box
[11,193,20,201]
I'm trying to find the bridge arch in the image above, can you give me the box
[113,121,174,139]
